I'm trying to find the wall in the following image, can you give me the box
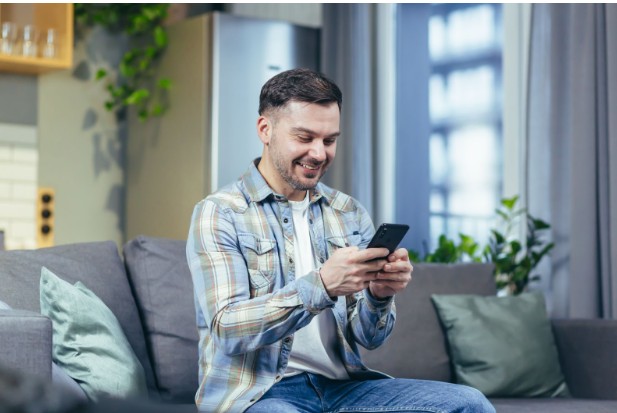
[0,74,38,250]
[0,123,38,250]
[37,27,128,246]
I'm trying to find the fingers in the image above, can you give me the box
[356,247,390,262]
[388,247,410,262]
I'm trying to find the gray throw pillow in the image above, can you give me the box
[39,267,147,401]
[431,292,569,397]
[123,236,198,403]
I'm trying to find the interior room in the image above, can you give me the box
[0,3,616,413]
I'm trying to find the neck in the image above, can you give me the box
[257,156,305,201]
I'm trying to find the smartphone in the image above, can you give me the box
[366,223,410,258]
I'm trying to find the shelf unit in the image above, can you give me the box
[0,3,73,75]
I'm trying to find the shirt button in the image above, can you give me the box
[319,257,324,264]
[284,337,292,344]
[283,218,289,223]
[309,219,313,224]
[289,258,294,264]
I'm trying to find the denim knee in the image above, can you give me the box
[457,386,495,413]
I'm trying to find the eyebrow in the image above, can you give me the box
[290,127,340,139]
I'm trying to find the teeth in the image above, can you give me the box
[300,163,318,170]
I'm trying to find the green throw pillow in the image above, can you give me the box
[39,267,147,401]
[431,292,569,398]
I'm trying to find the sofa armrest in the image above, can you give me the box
[552,319,617,399]
[0,310,52,379]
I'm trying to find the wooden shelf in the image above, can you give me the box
[0,3,73,75]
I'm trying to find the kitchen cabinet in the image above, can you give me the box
[0,3,73,75]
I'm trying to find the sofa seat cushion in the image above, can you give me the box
[490,398,617,413]
[40,267,147,401]
[360,263,496,382]
[123,236,198,403]
[0,241,158,397]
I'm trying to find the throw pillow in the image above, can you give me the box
[431,292,569,397]
[39,267,147,401]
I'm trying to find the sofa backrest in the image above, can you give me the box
[123,236,199,404]
[360,263,497,382]
[0,241,159,398]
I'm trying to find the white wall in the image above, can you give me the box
[0,123,37,249]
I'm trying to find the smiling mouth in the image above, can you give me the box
[297,162,320,171]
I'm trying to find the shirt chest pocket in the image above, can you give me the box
[238,233,278,290]
[326,233,363,257]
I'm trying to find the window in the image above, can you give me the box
[427,4,503,248]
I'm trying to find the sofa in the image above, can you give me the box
[0,236,616,412]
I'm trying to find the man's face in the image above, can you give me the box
[259,101,340,200]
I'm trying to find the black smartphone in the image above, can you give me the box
[366,223,410,258]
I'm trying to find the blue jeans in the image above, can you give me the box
[246,373,495,413]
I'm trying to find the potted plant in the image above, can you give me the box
[409,196,554,295]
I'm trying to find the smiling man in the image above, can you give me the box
[186,68,495,413]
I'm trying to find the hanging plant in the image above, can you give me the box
[74,4,172,121]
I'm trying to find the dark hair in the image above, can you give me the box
[258,68,342,115]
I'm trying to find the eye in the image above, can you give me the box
[324,138,337,146]
[297,136,311,143]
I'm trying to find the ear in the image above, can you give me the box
[256,115,272,145]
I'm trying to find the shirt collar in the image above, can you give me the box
[240,158,333,205]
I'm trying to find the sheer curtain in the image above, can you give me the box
[526,4,617,318]
[321,4,396,226]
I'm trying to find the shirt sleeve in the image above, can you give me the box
[187,199,336,356]
[346,202,397,349]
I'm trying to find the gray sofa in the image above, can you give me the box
[1,236,616,412]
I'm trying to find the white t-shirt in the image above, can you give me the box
[284,192,349,380]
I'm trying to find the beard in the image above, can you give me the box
[269,135,329,191]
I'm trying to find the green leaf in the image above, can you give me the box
[119,61,137,78]
[125,89,150,105]
[531,217,551,230]
[158,78,172,90]
[151,104,164,117]
[154,26,168,48]
[95,68,107,80]
[138,108,148,122]
[104,101,115,111]
[501,195,519,210]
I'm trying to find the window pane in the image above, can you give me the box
[428,3,502,251]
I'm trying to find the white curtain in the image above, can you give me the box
[526,4,617,318]
[321,4,396,226]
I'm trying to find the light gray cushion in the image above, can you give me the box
[1,299,87,402]
[123,236,198,403]
[40,267,147,401]
[0,242,158,397]
[431,292,568,397]
[360,263,496,382]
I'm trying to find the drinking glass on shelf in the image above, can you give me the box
[1,22,18,55]
[22,25,38,57]
[42,28,57,59]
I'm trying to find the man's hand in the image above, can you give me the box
[319,246,389,297]
[369,248,413,299]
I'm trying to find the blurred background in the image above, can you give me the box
[0,3,615,318]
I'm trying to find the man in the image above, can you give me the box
[187,68,495,413]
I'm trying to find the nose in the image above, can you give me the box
[309,140,326,162]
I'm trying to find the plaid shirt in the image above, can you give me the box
[187,160,395,413]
